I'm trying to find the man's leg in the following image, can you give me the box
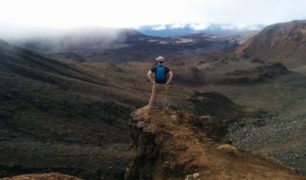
[148,83,157,109]
[161,84,168,110]
[155,84,162,109]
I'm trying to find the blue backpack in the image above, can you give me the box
[156,65,166,82]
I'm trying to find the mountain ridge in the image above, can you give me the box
[137,23,263,37]
[236,20,306,67]
[1,27,240,63]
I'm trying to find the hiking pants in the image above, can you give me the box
[148,83,168,109]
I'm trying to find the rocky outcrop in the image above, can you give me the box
[125,107,306,180]
[0,173,81,180]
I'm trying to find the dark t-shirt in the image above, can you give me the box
[151,65,170,84]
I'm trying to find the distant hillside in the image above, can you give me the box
[5,28,239,63]
[237,20,306,67]
[137,23,263,37]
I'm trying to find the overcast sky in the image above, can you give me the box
[0,0,306,29]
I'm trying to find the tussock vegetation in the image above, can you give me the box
[216,144,239,156]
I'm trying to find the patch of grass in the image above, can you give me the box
[216,144,239,156]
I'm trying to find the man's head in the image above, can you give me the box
[155,56,165,64]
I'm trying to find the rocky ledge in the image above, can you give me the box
[125,107,306,180]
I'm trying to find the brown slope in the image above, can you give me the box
[237,20,306,67]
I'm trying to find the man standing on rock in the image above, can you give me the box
[147,56,173,109]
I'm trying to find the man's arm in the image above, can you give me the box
[147,70,155,83]
[166,71,173,84]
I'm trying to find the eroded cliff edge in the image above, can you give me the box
[125,107,306,180]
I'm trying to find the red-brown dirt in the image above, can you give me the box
[126,107,306,180]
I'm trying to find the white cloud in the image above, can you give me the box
[153,25,167,30]
[169,23,186,29]
[190,23,209,31]
[0,0,305,29]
